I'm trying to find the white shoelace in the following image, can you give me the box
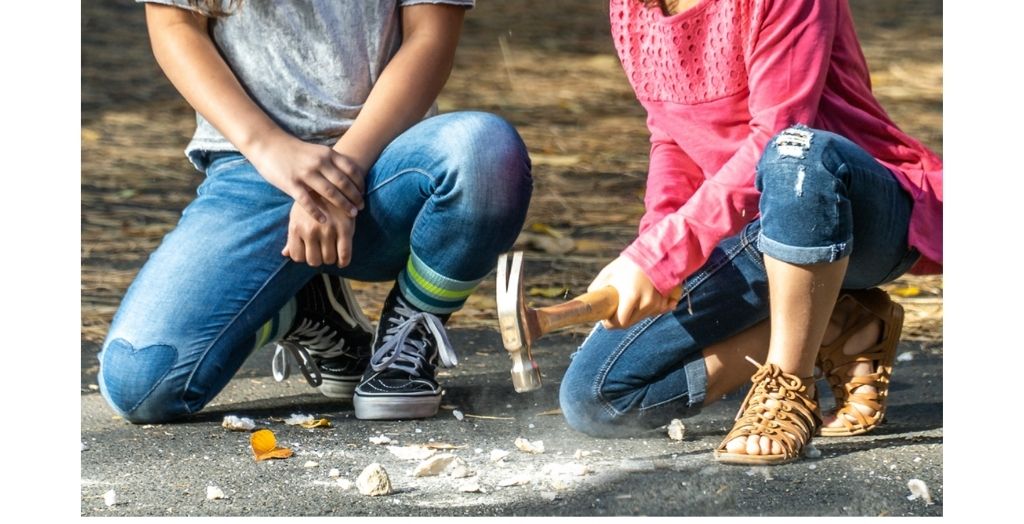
[272,340,323,387]
[369,301,457,378]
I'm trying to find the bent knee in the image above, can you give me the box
[98,338,186,424]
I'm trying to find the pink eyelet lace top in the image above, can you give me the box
[611,0,943,295]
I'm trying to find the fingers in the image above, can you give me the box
[291,184,328,224]
[327,153,366,204]
[284,229,307,264]
[305,234,323,267]
[306,173,359,218]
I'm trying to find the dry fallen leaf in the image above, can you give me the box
[537,408,563,416]
[423,442,466,450]
[889,285,921,297]
[250,429,294,461]
[528,286,569,298]
[299,418,331,429]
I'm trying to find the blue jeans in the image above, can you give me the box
[98,112,532,423]
[559,126,919,437]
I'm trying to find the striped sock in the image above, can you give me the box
[253,297,297,350]
[397,250,481,315]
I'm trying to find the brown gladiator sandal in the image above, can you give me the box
[714,359,822,465]
[817,288,904,437]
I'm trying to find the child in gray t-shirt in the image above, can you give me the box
[98,0,533,423]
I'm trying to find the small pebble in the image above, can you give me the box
[328,468,341,478]
[369,435,392,445]
[453,410,465,421]
[337,478,354,490]
[808,464,817,470]
[81,441,89,452]
[415,428,422,433]
[667,419,686,441]
[804,443,822,459]
[528,423,535,429]
[411,454,457,477]
[458,480,483,493]
[897,352,915,362]
[490,449,511,462]
[356,463,392,496]
[206,486,226,500]
[540,491,560,502]
[103,490,117,507]
[907,478,933,505]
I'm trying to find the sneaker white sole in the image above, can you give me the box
[316,376,360,399]
[352,393,441,420]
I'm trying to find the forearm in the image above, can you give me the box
[145,4,287,157]
[333,5,464,172]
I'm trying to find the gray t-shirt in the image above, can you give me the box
[139,0,474,169]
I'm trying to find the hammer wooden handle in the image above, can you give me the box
[536,286,619,335]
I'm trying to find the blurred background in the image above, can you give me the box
[81,0,943,374]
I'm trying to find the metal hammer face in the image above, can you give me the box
[496,251,543,393]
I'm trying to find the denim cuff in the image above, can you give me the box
[682,352,708,408]
[757,233,853,265]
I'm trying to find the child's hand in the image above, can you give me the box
[589,256,682,330]
[282,200,356,268]
[248,133,366,224]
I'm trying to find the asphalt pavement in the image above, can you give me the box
[80,328,942,516]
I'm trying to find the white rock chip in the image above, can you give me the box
[337,478,354,490]
[514,437,545,454]
[328,468,341,478]
[81,441,89,452]
[284,413,314,426]
[453,409,465,421]
[388,445,436,461]
[541,491,560,501]
[897,352,915,362]
[497,474,533,487]
[542,462,590,477]
[667,419,686,441]
[369,435,392,445]
[907,479,934,505]
[804,443,822,459]
[303,461,319,468]
[490,449,511,462]
[103,490,118,507]
[411,454,458,477]
[356,463,392,496]
[221,415,255,431]
[206,486,226,500]
[446,457,474,478]
[458,480,483,493]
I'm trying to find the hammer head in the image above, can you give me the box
[496,251,543,392]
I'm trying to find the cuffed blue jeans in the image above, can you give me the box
[98,112,533,423]
[560,126,919,437]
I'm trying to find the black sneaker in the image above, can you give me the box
[271,274,374,399]
[353,288,458,420]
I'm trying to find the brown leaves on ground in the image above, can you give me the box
[250,429,293,461]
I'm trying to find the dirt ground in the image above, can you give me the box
[81,0,942,350]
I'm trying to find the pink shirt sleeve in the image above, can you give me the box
[622,0,839,296]
[638,115,703,236]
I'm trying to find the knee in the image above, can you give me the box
[434,112,533,218]
[559,354,643,438]
[756,125,847,200]
[98,338,186,424]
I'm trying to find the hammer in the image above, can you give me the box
[496,251,619,392]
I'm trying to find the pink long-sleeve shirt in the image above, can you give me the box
[611,0,943,295]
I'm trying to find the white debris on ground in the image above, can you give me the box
[540,491,560,501]
[303,461,319,468]
[221,415,255,431]
[446,457,474,478]
[206,486,226,500]
[453,410,464,421]
[667,419,686,441]
[103,490,118,507]
[356,463,392,496]
[490,449,511,462]
[573,449,599,460]
[328,468,341,478]
[541,462,590,477]
[804,443,822,459]
[458,480,483,493]
[336,478,354,490]
[514,437,545,454]
[388,445,436,461]
[907,479,934,505]
[369,435,392,445]
[497,474,533,487]
[897,352,915,362]
[284,413,314,426]
[411,454,458,477]
[82,441,89,452]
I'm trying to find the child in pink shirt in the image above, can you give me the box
[559,0,942,465]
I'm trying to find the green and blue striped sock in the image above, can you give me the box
[397,250,480,315]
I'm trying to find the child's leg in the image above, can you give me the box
[560,221,772,437]
[721,125,916,458]
[330,111,532,419]
[99,154,318,424]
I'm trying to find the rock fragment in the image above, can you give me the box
[667,419,686,441]
[514,437,545,454]
[907,479,934,505]
[458,480,483,493]
[103,490,118,507]
[206,486,226,500]
[356,463,392,496]
[446,457,474,478]
[388,445,436,461]
[411,454,458,477]
[490,449,511,462]
[497,474,532,487]
[221,415,255,431]
[369,435,392,445]
[337,478,354,490]
[328,468,341,478]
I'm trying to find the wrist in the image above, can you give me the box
[239,124,291,160]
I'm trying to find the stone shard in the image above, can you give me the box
[411,454,458,477]
[356,463,393,496]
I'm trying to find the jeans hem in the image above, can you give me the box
[682,353,708,408]
[757,233,852,265]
